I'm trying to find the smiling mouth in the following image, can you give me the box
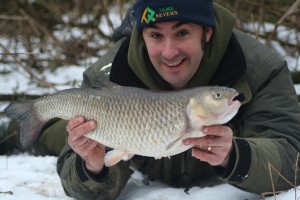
[164,59,184,67]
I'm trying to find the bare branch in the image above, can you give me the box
[0,52,37,55]
[268,0,300,43]
[0,43,58,90]
[0,15,28,21]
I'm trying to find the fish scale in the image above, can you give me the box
[89,91,188,152]
[4,84,241,166]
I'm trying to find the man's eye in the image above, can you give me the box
[151,33,162,39]
[177,30,189,37]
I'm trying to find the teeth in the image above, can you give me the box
[165,60,182,67]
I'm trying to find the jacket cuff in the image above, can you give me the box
[211,143,236,177]
[75,154,109,183]
[212,138,251,183]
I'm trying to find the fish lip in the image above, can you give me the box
[229,92,241,106]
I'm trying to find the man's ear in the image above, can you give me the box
[205,27,213,42]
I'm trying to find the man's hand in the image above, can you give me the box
[183,125,233,168]
[67,116,105,174]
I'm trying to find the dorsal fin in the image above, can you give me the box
[92,79,120,89]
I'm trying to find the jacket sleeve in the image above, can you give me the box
[214,34,300,193]
[57,144,133,199]
[81,38,126,88]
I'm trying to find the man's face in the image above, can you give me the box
[142,21,212,89]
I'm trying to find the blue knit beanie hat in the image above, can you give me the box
[133,0,216,31]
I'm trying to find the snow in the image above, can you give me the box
[1,154,299,200]
[243,22,300,71]
[0,154,71,200]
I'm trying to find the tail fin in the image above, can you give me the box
[4,100,45,149]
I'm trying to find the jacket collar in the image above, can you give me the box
[209,33,251,105]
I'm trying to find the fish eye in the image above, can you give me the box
[214,92,222,99]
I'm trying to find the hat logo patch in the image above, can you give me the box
[141,6,179,24]
[141,7,156,23]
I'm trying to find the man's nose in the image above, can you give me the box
[162,39,179,60]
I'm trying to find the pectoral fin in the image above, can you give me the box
[165,130,190,151]
[104,150,134,167]
[165,130,206,151]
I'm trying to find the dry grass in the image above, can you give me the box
[261,153,300,200]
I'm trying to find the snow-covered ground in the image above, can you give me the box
[0,154,299,200]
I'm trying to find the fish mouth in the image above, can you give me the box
[229,92,241,107]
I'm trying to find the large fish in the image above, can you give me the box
[4,83,241,166]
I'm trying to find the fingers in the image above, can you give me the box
[67,116,86,131]
[183,125,233,167]
[191,145,232,166]
[67,116,97,140]
[67,116,97,156]
[202,125,233,138]
[71,137,92,155]
[66,116,106,174]
[77,140,99,160]
[184,125,232,147]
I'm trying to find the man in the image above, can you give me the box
[36,0,300,199]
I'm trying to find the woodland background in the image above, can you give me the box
[0,0,299,102]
